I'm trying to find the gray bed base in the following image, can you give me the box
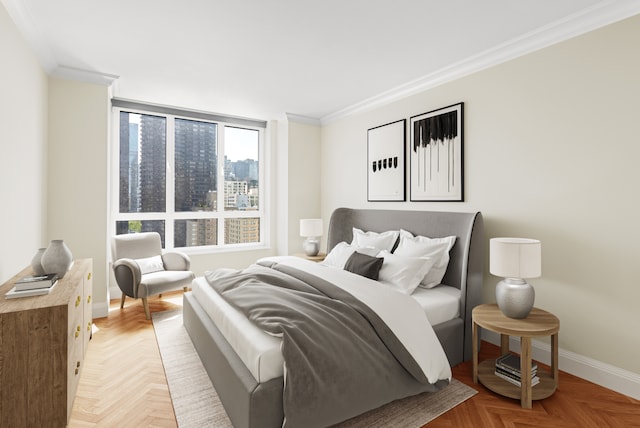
[183,208,484,428]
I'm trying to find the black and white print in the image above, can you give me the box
[367,119,405,201]
[410,103,463,201]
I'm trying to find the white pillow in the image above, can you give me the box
[376,250,437,295]
[321,242,379,269]
[136,255,165,275]
[351,228,399,252]
[394,230,456,288]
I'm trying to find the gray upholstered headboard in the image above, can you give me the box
[326,208,484,362]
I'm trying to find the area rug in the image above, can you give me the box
[153,309,477,428]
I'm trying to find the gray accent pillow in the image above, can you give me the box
[344,251,384,280]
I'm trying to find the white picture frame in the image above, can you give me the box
[409,103,464,201]
[367,119,406,202]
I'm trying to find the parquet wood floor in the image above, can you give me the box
[70,293,640,427]
[70,293,184,427]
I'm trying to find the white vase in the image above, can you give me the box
[41,240,73,278]
[30,247,47,275]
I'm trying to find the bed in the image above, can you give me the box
[183,208,484,428]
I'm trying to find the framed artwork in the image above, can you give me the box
[367,119,405,201]
[409,102,464,201]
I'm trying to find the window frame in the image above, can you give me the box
[109,102,269,254]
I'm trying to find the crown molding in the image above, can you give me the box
[286,113,321,126]
[51,65,119,86]
[321,0,640,125]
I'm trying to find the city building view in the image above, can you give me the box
[117,112,260,248]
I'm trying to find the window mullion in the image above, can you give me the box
[259,127,266,243]
[217,127,225,245]
[165,116,176,249]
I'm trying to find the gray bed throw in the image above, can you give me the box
[205,261,448,427]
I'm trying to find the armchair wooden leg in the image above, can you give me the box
[142,298,151,320]
[158,294,162,298]
[183,286,189,292]
[120,293,126,309]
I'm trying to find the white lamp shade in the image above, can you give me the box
[490,237,541,279]
[300,219,323,237]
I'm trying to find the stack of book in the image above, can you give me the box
[5,273,58,299]
[495,353,540,387]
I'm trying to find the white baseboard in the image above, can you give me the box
[92,301,109,319]
[481,330,640,400]
[109,285,122,299]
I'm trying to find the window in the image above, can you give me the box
[111,100,267,251]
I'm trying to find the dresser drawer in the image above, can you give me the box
[67,339,83,418]
[0,259,93,426]
[83,269,93,354]
[67,280,83,337]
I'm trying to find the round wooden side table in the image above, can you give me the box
[472,303,560,409]
[292,253,326,262]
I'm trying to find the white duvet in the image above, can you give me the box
[256,256,452,384]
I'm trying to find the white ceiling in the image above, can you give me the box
[4,0,640,122]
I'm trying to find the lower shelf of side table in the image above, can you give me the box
[478,359,557,401]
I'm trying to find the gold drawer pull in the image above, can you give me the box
[75,296,81,307]
[75,331,79,338]
[77,325,81,332]
[77,361,81,368]
[87,322,92,331]
[87,295,91,303]
[75,368,79,375]
[87,272,92,280]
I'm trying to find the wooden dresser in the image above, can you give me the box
[0,258,93,427]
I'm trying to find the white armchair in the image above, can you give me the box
[111,232,195,319]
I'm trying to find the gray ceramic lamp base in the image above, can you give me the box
[495,278,535,319]
[302,239,320,257]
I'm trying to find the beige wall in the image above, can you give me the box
[287,119,322,254]
[322,15,640,375]
[0,4,48,283]
[47,78,111,312]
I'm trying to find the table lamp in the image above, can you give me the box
[489,237,541,319]
[300,219,323,256]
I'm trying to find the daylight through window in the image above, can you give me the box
[112,102,266,251]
